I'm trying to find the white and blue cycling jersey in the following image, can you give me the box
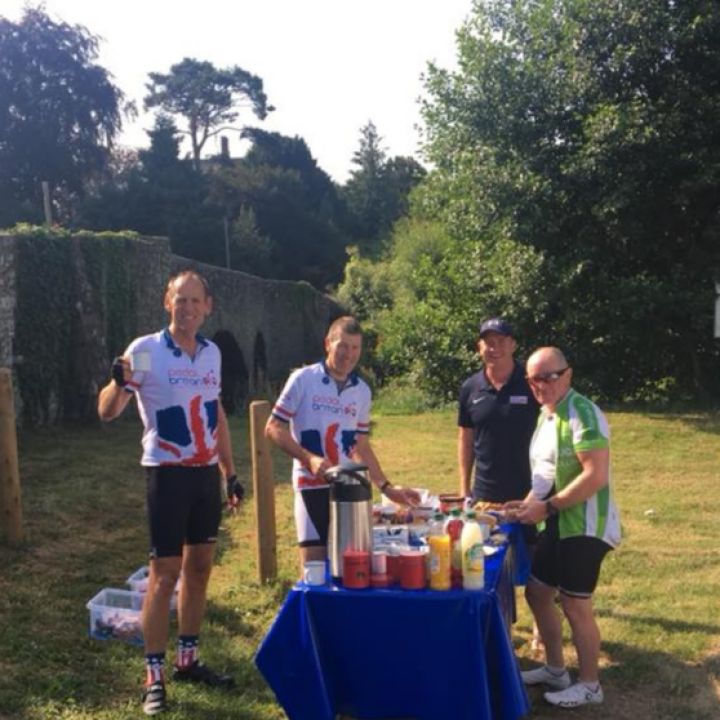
[271,361,371,489]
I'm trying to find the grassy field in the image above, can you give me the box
[1,408,719,719]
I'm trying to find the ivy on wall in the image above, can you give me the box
[75,229,137,359]
[12,225,139,424]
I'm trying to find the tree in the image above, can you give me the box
[241,128,340,213]
[144,58,272,170]
[414,0,720,403]
[0,7,125,226]
[208,159,347,287]
[79,115,225,264]
[203,128,349,286]
[342,121,426,257]
[342,121,389,252]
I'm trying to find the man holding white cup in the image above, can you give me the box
[97,270,242,715]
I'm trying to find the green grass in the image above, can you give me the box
[1,409,719,718]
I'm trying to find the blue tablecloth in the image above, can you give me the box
[255,526,530,720]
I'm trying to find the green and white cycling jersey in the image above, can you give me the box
[531,388,621,547]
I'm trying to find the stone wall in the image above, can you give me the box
[0,232,342,425]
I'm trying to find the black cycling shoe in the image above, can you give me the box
[172,660,235,689]
[142,682,167,715]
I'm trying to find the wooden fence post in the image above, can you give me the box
[0,368,23,545]
[250,400,277,582]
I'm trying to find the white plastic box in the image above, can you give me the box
[126,565,152,592]
[126,565,179,609]
[86,588,144,646]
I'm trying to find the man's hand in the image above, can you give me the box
[514,498,549,525]
[306,454,333,480]
[501,499,524,521]
[226,474,245,511]
[383,485,421,507]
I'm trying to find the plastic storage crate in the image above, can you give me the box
[86,588,144,645]
[126,565,152,592]
[126,565,179,609]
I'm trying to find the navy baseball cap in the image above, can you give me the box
[479,318,513,338]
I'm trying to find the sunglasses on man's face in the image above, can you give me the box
[526,367,570,385]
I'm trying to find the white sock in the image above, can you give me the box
[546,664,567,676]
[581,681,600,693]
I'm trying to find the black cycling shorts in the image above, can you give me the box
[530,516,612,598]
[145,465,222,558]
[295,486,330,548]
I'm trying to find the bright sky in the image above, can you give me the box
[4,0,472,183]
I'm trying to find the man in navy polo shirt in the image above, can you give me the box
[457,318,539,504]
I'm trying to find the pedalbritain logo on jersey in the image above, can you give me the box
[167,368,219,388]
[311,394,357,418]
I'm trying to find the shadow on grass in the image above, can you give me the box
[648,412,720,437]
[603,403,720,437]
[205,597,256,638]
[595,607,720,636]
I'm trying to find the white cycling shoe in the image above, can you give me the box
[521,664,571,690]
[544,682,604,708]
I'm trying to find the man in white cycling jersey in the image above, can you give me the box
[265,315,419,566]
[98,270,242,715]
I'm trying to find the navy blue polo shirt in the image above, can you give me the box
[458,362,539,502]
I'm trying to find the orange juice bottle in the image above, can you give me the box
[428,512,451,590]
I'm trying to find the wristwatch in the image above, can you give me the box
[545,499,558,516]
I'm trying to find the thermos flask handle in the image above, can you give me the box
[324,463,370,488]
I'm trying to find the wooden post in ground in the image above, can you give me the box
[0,368,23,545]
[250,400,277,582]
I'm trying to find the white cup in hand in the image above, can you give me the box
[130,352,151,372]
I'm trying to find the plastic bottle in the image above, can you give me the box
[461,510,485,590]
[424,511,443,578]
[427,512,451,590]
[444,508,465,589]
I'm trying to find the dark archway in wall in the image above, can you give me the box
[253,331,268,397]
[212,330,248,414]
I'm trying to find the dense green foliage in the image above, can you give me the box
[341,0,720,405]
[78,118,423,290]
[79,116,226,266]
[12,225,138,424]
[0,8,125,226]
[211,129,349,287]
[0,8,421,291]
